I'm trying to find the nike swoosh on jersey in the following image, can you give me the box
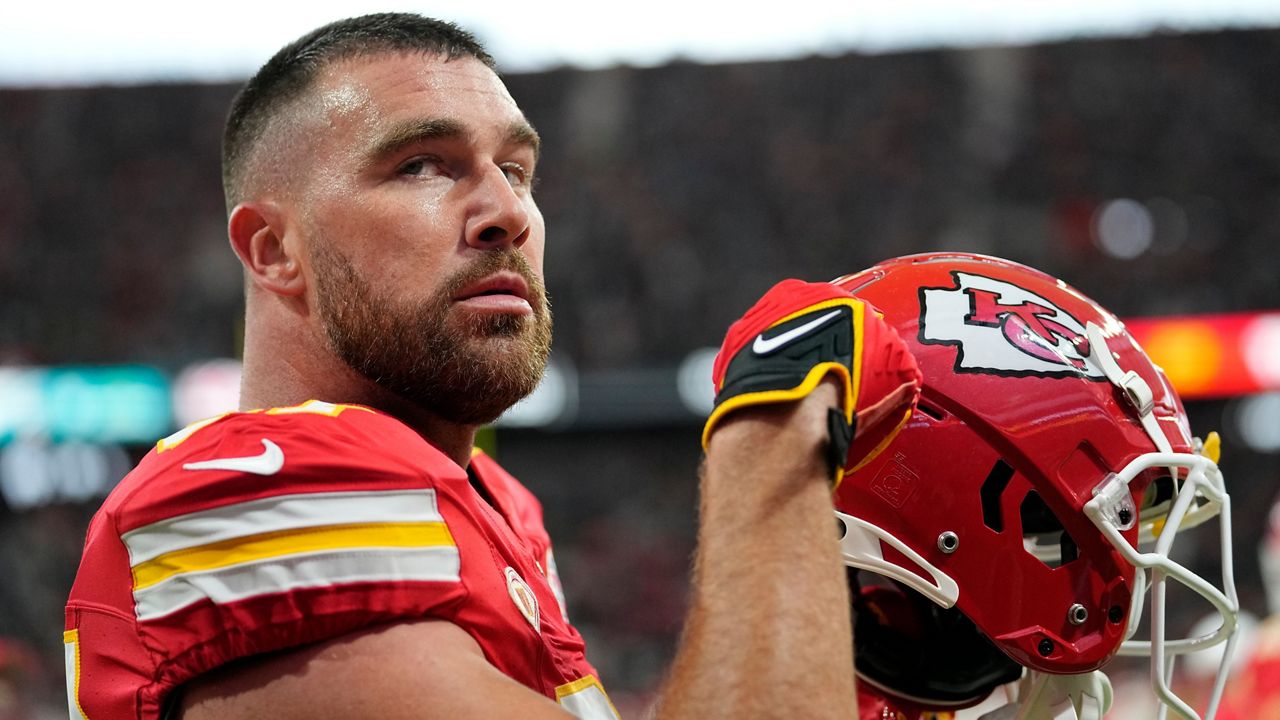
[752,308,843,355]
[183,439,284,476]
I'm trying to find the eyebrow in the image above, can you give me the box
[505,121,541,161]
[367,117,541,164]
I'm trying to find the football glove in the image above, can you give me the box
[702,279,922,488]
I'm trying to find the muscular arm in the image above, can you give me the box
[656,380,855,719]
[182,619,572,720]
[181,387,851,720]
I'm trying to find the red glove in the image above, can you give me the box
[702,279,922,488]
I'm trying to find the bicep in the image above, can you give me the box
[179,619,577,720]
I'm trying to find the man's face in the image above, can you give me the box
[290,52,551,424]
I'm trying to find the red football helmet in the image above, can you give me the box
[831,253,1237,719]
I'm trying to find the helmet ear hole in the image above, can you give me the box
[1021,490,1080,569]
[848,570,1023,707]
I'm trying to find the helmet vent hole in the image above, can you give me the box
[1020,490,1080,569]
[1140,475,1177,518]
[980,460,1015,532]
[916,401,945,421]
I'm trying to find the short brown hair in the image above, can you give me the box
[221,13,495,211]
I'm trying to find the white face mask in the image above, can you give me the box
[1079,323,1238,720]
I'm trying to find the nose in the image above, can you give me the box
[465,165,532,249]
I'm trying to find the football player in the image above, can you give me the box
[63,13,922,720]
[830,253,1238,720]
[1213,493,1280,719]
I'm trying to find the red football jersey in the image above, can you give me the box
[1217,616,1280,720]
[64,400,616,720]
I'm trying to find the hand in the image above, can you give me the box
[702,279,922,487]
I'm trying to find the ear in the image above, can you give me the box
[228,202,305,297]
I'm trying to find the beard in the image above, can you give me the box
[310,242,553,425]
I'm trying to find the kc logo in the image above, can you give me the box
[919,272,1103,379]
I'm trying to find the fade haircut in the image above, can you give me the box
[221,13,496,212]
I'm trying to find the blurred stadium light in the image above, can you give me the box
[0,438,131,511]
[1230,393,1280,453]
[496,358,578,429]
[677,347,719,418]
[172,359,242,427]
[1093,198,1155,260]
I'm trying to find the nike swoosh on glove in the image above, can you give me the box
[702,279,923,488]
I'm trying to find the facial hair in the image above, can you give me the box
[311,243,553,425]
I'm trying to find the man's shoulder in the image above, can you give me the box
[104,400,463,533]
[151,398,426,461]
[66,401,483,719]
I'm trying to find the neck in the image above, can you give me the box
[238,302,478,469]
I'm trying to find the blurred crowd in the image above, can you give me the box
[1,27,1279,717]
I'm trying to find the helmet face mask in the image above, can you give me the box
[832,253,1238,719]
[1085,448,1236,719]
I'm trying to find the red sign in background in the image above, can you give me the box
[1124,312,1280,399]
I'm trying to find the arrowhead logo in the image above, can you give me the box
[920,271,1102,379]
[752,309,843,356]
[183,439,285,476]
[505,566,540,632]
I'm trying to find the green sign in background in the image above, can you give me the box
[0,366,171,445]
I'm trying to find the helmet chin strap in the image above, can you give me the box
[1084,322,1174,459]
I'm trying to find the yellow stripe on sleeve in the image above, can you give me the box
[63,629,89,720]
[131,521,455,590]
[555,675,620,720]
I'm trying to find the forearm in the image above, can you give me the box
[655,386,855,719]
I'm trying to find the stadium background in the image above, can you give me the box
[2,19,1280,718]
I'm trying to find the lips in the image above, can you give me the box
[454,271,531,303]
[452,271,535,315]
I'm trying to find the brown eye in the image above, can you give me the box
[397,155,443,177]
[500,162,531,187]
[398,159,427,175]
